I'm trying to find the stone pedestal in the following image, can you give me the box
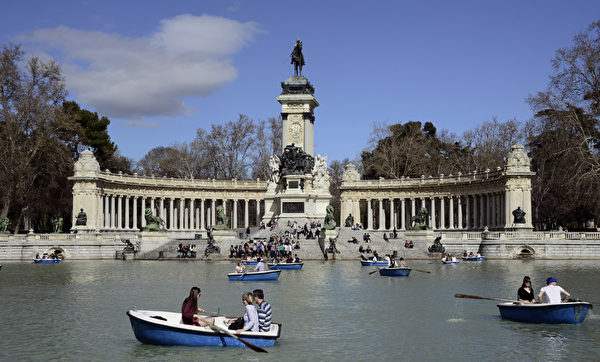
[212,229,237,242]
[138,231,168,253]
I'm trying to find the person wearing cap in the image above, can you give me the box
[254,257,265,272]
[538,277,570,303]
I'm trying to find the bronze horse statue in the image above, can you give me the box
[291,39,305,76]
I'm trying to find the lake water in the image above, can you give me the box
[1,260,599,361]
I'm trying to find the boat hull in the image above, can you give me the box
[442,261,459,265]
[378,267,411,277]
[267,263,303,270]
[33,259,62,263]
[361,260,389,266]
[497,302,593,324]
[127,310,281,348]
[462,257,485,261]
[241,261,257,265]
[228,270,281,281]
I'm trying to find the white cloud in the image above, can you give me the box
[18,15,261,121]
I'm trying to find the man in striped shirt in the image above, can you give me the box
[253,289,272,332]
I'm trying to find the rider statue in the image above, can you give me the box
[291,39,305,76]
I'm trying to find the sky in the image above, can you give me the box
[2,1,600,164]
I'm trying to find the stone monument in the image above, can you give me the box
[504,144,534,231]
[70,150,102,232]
[263,39,332,224]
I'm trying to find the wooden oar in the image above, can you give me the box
[197,316,267,353]
[454,293,516,303]
[368,268,380,275]
[413,269,431,274]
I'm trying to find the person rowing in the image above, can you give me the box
[538,277,570,303]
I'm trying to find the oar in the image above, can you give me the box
[368,268,380,275]
[413,269,431,274]
[236,272,247,281]
[454,293,516,303]
[197,316,267,353]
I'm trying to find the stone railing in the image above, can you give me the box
[0,233,123,242]
[433,231,600,241]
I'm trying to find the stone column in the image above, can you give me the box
[486,194,491,228]
[223,199,227,214]
[411,199,416,217]
[465,196,470,229]
[150,198,155,216]
[160,198,165,226]
[104,195,109,229]
[169,199,174,230]
[200,199,205,230]
[390,199,395,230]
[479,195,485,229]
[110,195,116,229]
[141,198,146,228]
[190,199,195,230]
[244,199,249,228]
[430,197,436,229]
[378,199,384,230]
[491,194,496,228]
[367,199,373,230]
[457,196,463,229]
[178,199,184,230]
[472,196,478,229]
[211,199,216,227]
[440,197,445,229]
[125,196,130,229]
[421,198,426,210]
[233,199,238,229]
[401,198,406,230]
[449,196,454,229]
[132,197,138,230]
[255,199,260,227]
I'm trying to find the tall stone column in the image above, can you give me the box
[244,199,249,228]
[421,198,426,210]
[211,199,216,227]
[411,199,416,217]
[117,196,122,229]
[233,199,238,229]
[401,198,406,230]
[367,200,373,230]
[465,196,470,229]
[110,195,116,229]
[169,199,174,230]
[141,198,146,228]
[104,195,109,229]
[479,195,485,229]
[190,199,195,230]
[440,197,445,229]
[457,196,463,229]
[179,199,184,230]
[491,194,496,228]
[132,197,138,230]
[430,197,436,229]
[390,199,395,230]
[200,199,205,230]
[160,198,165,226]
[125,196,130,229]
[378,199,384,230]
[150,198,155,216]
[255,200,260,227]
[449,196,454,229]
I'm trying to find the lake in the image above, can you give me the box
[1,260,599,361]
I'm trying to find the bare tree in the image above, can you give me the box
[251,116,282,180]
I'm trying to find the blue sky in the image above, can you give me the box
[2,1,600,164]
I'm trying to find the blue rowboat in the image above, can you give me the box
[33,259,62,263]
[442,261,459,265]
[127,310,281,348]
[360,260,389,266]
[267,262,303,270]
[228,270,281,281]
[241,260,258,265]
[497,301,593,324]
[463,257,485,261]
[378,267,411,277]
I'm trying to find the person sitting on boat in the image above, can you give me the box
[451,254,457,262]
[373,250,379,260]
[294,254,302,263]
[286,255,293,263]
[254,257,265,272]
[389,256,398,267]
[538,277,570,304]
[463,250,468,258]
[517,276,535,303]
[384,254,391,266]
[253,289,272,332]
[227,292,259,333]
[35,252,40,259]
[476,252,481,258]
[398,257,407,268]
[235,261,246,273]
[468,252,474,257]
[181,287,213,327]
[441,253,448,262]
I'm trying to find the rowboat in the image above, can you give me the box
[127,309,281,348]
[241,260,258,265]
[360,260,389,266]
[442,260,459,265]
[497,301,593,324]
[228,270,281,281]
[267,262,303,270]
[33,258,62,263]
[463,257,485,261]
[378,267,411,277]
